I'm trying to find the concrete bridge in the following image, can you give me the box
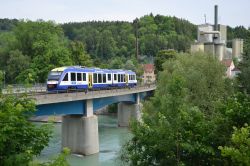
[32,84,156,155]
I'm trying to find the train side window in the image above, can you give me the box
[98,73,102,83]
[63,73,68,81]
[71,73,76,81]
[108,74,111,81]
[103,74,106,83]
[93,73,97,83]
[114,74,117,81]
[118,74,121,82]
[77,73,82,81]
[121,74,123,82]
[82,73,86,81]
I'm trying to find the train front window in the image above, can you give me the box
[63,73,68,81]
[48,71,62,81]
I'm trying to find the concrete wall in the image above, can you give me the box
[219,24,227,44]
[204,43,215,55]
[191,43,204,53]
[198,24,214,43]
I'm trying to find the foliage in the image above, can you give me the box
[154,49,177,74]
[0,92,52,165]
[219,125,250,166]
[0,70,3,88]
[121,53,234,165]
[0,20,72,83]
[220,92,250,128]
[238,28,250,93]
[69,41,93,67]
[30,148,70,166]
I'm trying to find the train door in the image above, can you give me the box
[88,73,93,89]
[125,74,128,86]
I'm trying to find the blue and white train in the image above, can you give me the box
[47,66,137,91]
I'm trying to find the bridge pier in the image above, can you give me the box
[118,94,142,127]
[62,99,99,155]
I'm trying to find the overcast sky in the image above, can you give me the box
[0,0,249,28]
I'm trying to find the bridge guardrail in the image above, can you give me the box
[1,83,156,96]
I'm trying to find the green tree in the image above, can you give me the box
[5,50,30,83]
[121,53,233,165]
[96,30,117,59]
[154,49,177,74]
[69,41,93,67]
[0,93,52,165]
[219,125,250,166]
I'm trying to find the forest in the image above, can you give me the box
[1,14,196,84]
[0,15,249,85]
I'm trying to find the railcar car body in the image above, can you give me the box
[47,66,137,91]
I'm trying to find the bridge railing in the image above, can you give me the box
[1,83,47,94]
[1,83,156,95]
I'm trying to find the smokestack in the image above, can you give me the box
[214,5,218,31]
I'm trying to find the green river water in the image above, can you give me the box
[37,115,131,166]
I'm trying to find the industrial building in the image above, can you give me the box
[191,5,243,78]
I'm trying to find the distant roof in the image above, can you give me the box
[222,59,233,67]
[143,64,154,73]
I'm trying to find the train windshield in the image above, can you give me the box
[47,71,62,81]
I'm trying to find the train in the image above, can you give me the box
[47,66,137,91]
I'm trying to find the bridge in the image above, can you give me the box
[28,84,156,155]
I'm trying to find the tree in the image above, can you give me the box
[219,125,250,165]
[69,41,93,67]
[96,30,117,59]
[6,50,30,83]
[121,53,233,165]
[0,93,52,165]
[154,49,177,74]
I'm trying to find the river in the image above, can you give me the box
[37,115,131,166]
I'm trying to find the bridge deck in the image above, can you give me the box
[33,84,156,105]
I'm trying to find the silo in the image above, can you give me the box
[191,43,204,53]
[204,43,215,55]
[232,39,244,59]
[215,43,225,61]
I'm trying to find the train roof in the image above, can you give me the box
[51,66,136,74]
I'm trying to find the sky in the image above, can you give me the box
[0,0,249,28]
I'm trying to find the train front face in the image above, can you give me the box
[47,71,62,91]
